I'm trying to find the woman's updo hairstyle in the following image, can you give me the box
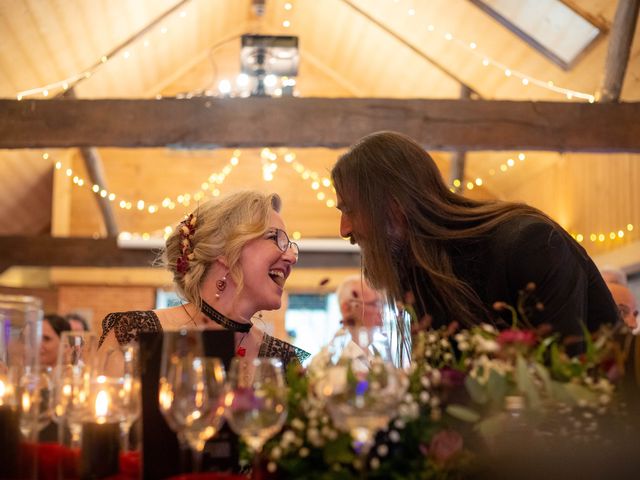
[163,191,282,308]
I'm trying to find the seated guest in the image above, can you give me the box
[331,131,618,354]
[606,281,638,332]
[40,314,71,368]
[336,274,384,329]
[99,191,310,374]
[600,265,628,286]
[65,312,90,332]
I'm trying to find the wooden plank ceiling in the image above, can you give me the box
[0,0,639,259]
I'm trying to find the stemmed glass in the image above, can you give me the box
[224,357,288,469]
[159,355,227,472]
[52,331,98,448]
[95,343,141,452]
[320,326,408,457]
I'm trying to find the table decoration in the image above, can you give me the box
[260,286,633,479]
[80,376,121,479]
[0,294,43,479]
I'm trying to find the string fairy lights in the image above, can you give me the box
[16,0,592,102]
[451,152,526,192]
[385,0,596,102]
[15,0,193,100]
[52,149,240,215]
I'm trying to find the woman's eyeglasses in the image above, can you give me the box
[269,229,299,259]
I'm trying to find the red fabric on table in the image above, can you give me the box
[22,443,141,480]
[166,474,249,480]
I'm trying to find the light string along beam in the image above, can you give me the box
[387,0,595,101]
[51,150,240,215]
[16,0,592,102]
[15,0,193,99]
[450,152,528,193]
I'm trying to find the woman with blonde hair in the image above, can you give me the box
[99,190,309,372]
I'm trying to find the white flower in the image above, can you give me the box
[370,457,381,470]
[420,376,431,388]
[282,430,296,445]
[474,336,499,353]
[394,418,406,429]
[481,324,497,334]
[431,369,441,385]
[271,446,282,460]
[377,444,389,457]
[291,418,305,430]
[267,462,277,473]
[299,447,310,458]
[419,391,430,404]
[389,430,401,442]
[403,393,413,403]
[599,394,611,405]
[458,341,470,351]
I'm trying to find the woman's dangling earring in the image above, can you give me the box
[215,275,227,298]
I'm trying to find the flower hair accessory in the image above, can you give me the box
[176,213,197,275]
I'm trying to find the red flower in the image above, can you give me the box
[440,367,466,388]
[496,329,537,347]
[429,429,463,465]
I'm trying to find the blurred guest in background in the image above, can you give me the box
[606,281,638,333]
[600,265,628,286]
[65,312,90,332]
[336,274,384,329]
[99,191,309,375]
[40,313,71,368]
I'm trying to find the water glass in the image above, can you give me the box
[0,294,43,479]
[224,357,288,454]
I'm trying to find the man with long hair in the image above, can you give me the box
[331,131,617,351]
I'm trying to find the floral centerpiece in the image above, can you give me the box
[259,285,630,479]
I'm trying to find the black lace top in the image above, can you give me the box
[99,310,310,366]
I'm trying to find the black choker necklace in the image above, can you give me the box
[200,300,252,333]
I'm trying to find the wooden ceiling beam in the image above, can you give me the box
[2,98,640,152]
[599,0,640,103]
[0,236,361,272]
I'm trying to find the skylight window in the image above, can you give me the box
[471,0,603,70]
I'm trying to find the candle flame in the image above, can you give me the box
[22,391,31,412]
[95,390,109,420]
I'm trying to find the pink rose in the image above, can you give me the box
[429,429,463,465]
[496,329,537,347]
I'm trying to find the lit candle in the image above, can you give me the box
[80,385,120,479]
[0,378,20,478]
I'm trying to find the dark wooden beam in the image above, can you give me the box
[599,0,640,102]
[0,236,360,271]
[2,98,640,152]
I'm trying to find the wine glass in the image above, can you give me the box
[19,366,54,438]
[159,355,226,472]
[320,326,408,457]
[95,343,141,452]
[224,358,288,457]
[52,331,97,448]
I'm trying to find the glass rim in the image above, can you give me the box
[0,294,42,310]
